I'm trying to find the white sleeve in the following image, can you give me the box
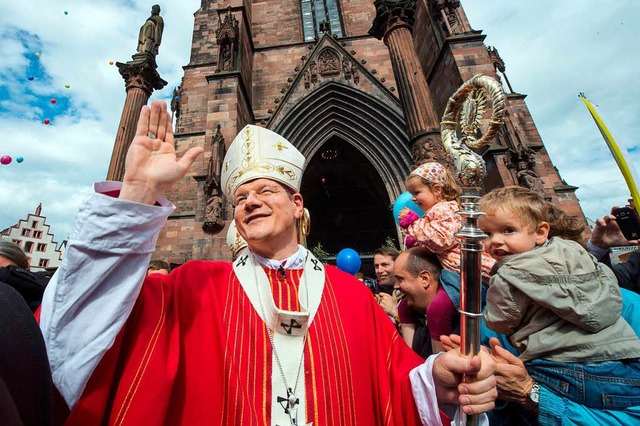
[410,353,489,426]
[39,181,175,408]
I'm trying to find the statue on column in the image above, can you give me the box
[137,5,164,56]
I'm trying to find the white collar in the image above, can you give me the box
[252,245,307,270]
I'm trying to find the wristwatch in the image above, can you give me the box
[525,380,540,411]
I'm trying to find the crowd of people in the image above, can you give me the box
[2,100,640,425]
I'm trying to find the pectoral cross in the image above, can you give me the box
[277,388,300,425]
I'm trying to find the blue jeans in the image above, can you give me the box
[527,358,640,410]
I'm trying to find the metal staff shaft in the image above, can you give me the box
[439,74,506,425]
[456,188,486,426]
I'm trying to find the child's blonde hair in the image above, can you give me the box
[479,186,584,243]
[406,162,461,202]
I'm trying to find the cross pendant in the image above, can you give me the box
[277,387,300,425]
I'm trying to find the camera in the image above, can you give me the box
[363,279,381,295]
[613,206,640,240]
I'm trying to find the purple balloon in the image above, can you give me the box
[1,155,12,165]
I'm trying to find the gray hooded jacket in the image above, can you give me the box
[484,237,640,362]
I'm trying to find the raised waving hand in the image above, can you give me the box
[119,100,204,205]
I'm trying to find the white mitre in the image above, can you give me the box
[220,125,305,199]
[226,220,247,257]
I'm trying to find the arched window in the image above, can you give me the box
[300,0,344,41]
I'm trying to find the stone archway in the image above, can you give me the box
[273,82,413,267]
[273,81,413,201]
[300,135,398,256]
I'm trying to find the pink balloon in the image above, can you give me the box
[1,155,12,165]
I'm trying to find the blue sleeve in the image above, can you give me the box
[621,287,640,335]
[482,291,640,425]
[538,386,640,425]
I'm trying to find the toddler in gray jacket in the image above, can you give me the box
[479,186,640,411]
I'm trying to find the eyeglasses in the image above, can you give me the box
[234,184,288,206]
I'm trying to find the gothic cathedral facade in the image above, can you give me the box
[153,0,586,264]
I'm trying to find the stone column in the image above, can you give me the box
[107,54,167,181]
[370,0,449,165]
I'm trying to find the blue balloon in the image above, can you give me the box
[16,156,24,163]
[28,76,34,81]
[392,191,424,224]
[336,248,361,275]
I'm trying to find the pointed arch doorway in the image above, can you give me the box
[300,135,398,266]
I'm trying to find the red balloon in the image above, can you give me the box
[44,118,51,125]
[321,177,326,184]
[1,155,12,165]
[51,98,57,104]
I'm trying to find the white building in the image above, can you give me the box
[1,203,64,272]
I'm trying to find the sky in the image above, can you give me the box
[0,0,638,244]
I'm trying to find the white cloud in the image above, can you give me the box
[0,0,199,238]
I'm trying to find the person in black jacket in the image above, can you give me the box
[588,209,640,293]
[0,241,50,312]
[0,240,53,425]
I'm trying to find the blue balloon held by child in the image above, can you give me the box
[336,248,361,275]
[392,191,424,224]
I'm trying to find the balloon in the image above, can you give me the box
[16,156,24,163]
[64,84,70,89]
[109,61,114,65]
[392,191,424,224]
[174,95,180,101]
[35,52,40,58]
[321,177,326,184]
[1,155,12,165]
[336,248,361,275]
[64,11,68,15]
[43,118,50,125]
[28,76,34,81]
[50,98,57,104]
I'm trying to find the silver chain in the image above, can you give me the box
[254,262,310,413]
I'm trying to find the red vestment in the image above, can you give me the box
[65,261,446,425]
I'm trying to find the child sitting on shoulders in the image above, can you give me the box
[479,185,640,410]
[398,162,495,351]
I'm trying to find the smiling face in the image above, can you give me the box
[374,254,396,286]
[405,175,442,212]
[479,207,550,262]
[233,179,303,260]
[393,252,436,311]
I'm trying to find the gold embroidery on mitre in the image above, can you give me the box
[274,140,288,152]
[225,127,299,196]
